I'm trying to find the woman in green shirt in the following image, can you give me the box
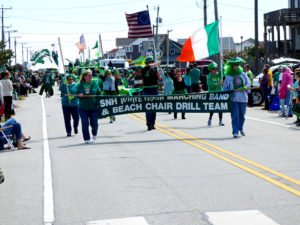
[207,63,224,126]
[77,70,101,143]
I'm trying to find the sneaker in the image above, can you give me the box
[279,113,286,117]
[151,125,156,130]
[208,119,211,126]
[240,131,245,136]
[85,140,90,144]
[110,120,113,123]
[112,116,116,121]
[233,134,239,138]
[174,114,177,119]
[74,127,78,134]
[67,133,71,137]
[219,121,224,126]
[147,126,151,131]
[93,136,97,141]
[182,116,186,120]
[288,115,293,118]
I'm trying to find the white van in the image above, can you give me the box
[100,59,129,69]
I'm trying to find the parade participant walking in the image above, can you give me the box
[141,57,162,131]
[260,68,270,110]
[77,70,101,143]
[102,70,117,123]
[279,65,293,117]
[39,71,54,98]
[172,68,187,119]
[190,62,201,93]
[127,66,144,95]
[207,63,224,126]
[223,58,250,138]
[183,67,192,93]
[0,71,14,121]
[265,64,273,96]
[160,66,174,95]
[244,64,253,107]
[59,74,79,137]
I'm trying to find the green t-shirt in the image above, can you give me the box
[207,72,222,92]
[190,68,201,84]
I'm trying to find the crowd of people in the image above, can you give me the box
[0,56,300,150]
[258,63,300,126]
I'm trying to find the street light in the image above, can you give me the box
[240,36,243,52]
[167,29,172,65]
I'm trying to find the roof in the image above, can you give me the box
[221,37,235,50]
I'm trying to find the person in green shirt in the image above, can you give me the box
[59,74,79,137]
[77,70,101,143]
[39,71,54,98]
[244,64,253,107]
[207,63,224,126]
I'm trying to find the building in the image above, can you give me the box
[235,38,255,52]
[264,0,300,59]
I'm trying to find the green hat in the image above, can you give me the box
[66,74,74,80]
[114,69,119,75]
[208,62,218,71]
[226,57,245,65]
[104,70,112,75]
[135,65,143,71]
[145,56,154,63]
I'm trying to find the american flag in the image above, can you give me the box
[75,34,86,53]
[125,10,153,38]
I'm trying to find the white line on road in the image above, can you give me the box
[42,97,54,225]
[205,210,280,225]
[86,217,149,225]
[246,116,300,130]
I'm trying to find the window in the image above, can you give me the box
[125,46,133,52]
[170,46,175,55]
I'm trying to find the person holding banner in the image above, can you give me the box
[142,57,162,131]
[223,58,250,138]
[77,70,101,143]
[207,63,224,126]
[102,70,117,123]
[127,66,144,95]
[172,68,187,119]
[59,74,79,137]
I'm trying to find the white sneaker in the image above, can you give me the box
[85,140,90,144]
[93,136,97,141]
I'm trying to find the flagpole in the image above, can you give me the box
[219,16,223,80]
[99,34,104,59]
[58,37,71,104]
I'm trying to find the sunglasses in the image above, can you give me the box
[232,64,239,66]
[211,68,217,71]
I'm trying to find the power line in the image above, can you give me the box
[13,0,140,11]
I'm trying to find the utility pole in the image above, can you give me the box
[167,29,172,65]
[22,42,27,66]
[254,0,259,75]
[13,36,20,65]
[6,30,17,50]
[1,5,12,45]
[26,46,31,70]
[214,0,218,21]
[204,0,207,26]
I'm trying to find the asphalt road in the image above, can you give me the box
[0,87,300,225]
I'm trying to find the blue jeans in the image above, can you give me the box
[0,118,22,149]
[280,90,293,115]
[79,109,98,141]
[62,105,79,134]
[231,102,247,135]
[143,88,158,127]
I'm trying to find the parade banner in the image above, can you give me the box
[97,91,233,119]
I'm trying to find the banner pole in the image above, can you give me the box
[219,17,224,81]
[58,37,70,103]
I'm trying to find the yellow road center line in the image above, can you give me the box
[129,114,300,198]
[133,113,300,187]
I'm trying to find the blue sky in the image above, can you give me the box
[3,0,288,64]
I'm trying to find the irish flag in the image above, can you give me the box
[177,20,220,62]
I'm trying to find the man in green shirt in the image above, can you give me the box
[190,62,201,93]
[244,64,253,107]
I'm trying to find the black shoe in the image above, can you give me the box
[0,169,4,184]
[288,115,293,117]
[151,125,156,129]
[182,116,186,119]
[67,133,71,137]
[174,115,177,119]
[74,128,78,134]
[147,126,151,131]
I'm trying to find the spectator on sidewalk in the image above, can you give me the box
[0,118,31,150]
[0,71,14,121]
[279,65,293,117]
[260,67,270,110]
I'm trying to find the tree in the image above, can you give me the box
[246,46,265,58]
[0,41,14,68]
